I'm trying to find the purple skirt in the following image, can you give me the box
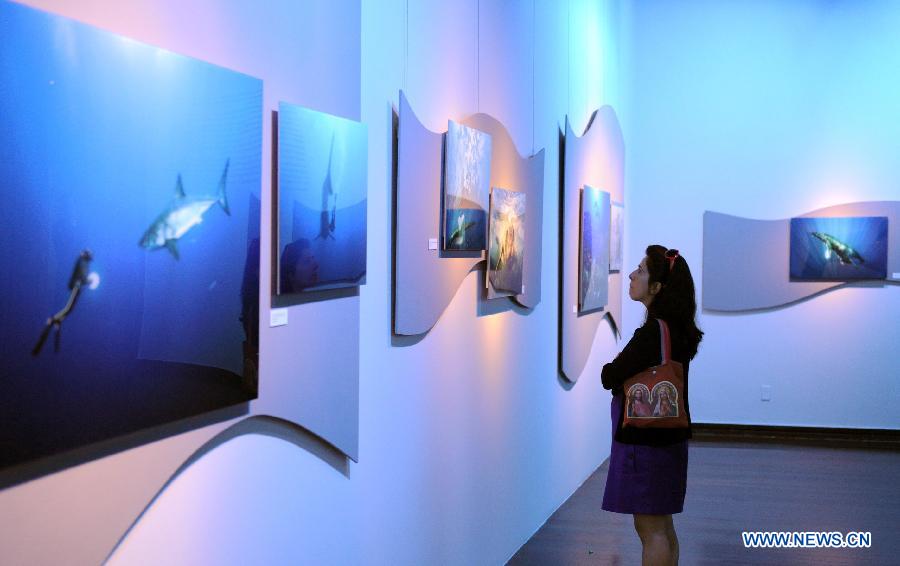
[602,394,689,515]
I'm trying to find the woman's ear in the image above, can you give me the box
[649,281,662,296]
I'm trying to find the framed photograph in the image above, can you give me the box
[789,216,888,280]
[0,2,262,469]
[579,186,611,312]
[487,187,526,295]
[277,103,368,294]
[443,120,492,251]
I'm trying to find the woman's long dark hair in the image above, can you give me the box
[645,245,703,359]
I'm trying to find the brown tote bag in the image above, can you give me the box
[621,319,688,429]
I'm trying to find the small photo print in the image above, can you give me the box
[626,383,652,418]
[789,216,888,280]
[651,381,678,418]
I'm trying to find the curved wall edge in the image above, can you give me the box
[703,201,900,312]
[104,415,348,562]
[560,106,626,382]
[393,91,546,336]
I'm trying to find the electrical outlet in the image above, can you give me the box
[428,238,438,250]
[892,272,900,279]
[761,385,772,402]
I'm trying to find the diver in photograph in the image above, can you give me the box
[32,249,98,356]
[317,135,338,241]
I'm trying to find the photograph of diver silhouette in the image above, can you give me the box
[31,250,100,357]
[0,2,261,470]
[578,185,611,312]
[789,216,888,280]
[276,103,367,295]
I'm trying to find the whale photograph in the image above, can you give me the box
[789,216,888,280]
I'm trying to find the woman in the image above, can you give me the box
[601,246,703,566]
[280,238,319,293]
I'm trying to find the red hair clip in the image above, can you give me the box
[665,249,679,270]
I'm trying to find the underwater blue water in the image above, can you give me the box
[488,188,526,294]
[277,102,367,293]
[579,186,610,312]
[444,208,487,251]
[790,217,888,280]
[0,2,262,467]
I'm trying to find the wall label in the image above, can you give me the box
[270,308,288,327]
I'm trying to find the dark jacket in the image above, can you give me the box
[601,318,693,445]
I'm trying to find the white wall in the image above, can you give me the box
[0,1,629,565]
[622,0,900,430]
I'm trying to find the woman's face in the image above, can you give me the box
[292,247,319,289]
[629,256,653,303]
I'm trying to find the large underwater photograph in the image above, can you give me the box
[789,217,888,280]
[443,120,492,251]
[277,103,367,294]
[579,185,610,313]
[0,2,262,469]
[487,187,526,295]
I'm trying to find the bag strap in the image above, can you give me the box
[657,319,671,364]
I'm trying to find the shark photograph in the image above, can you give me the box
[790,216,888,280]
[0,2,261,470]
[139,160,231,259]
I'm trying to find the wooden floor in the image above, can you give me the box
[509,439,900,565]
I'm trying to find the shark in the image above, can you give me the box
[139,160,230,259]
[810,231,865,265]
